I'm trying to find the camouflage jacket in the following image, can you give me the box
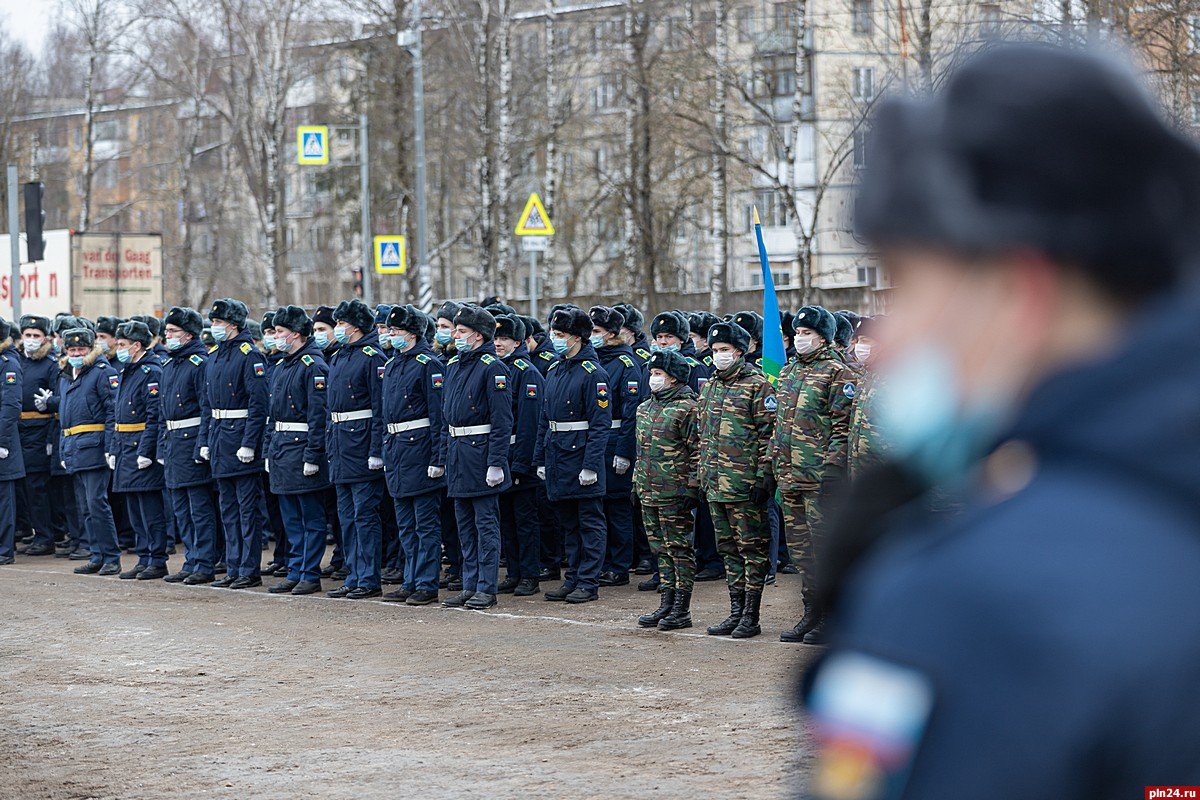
[769,344,855,491]
[695,358,774,503]
[848,370,886,479]
[633,383,699,506]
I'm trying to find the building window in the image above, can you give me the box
[94,119,121,143]
[853,129,868,168]
[852,0,873,34]
[857,265,879,287]
[852,66,875,102]
[979,3,1002,34]
[74,126,82,149]
[770,56,796,98]
[593,145,609,175]
[774,2,791,30]
[592,74,622,111]
[746,189,789,230]
[736,7,755,42]
[95,160,119,188]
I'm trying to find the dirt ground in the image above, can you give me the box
[0,555,819,800]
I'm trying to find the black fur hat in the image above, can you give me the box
[794,305,838,344]
[856,315,881,339]
[647,349,691,385]
[385,304,426,337]
[588,305,625,335]
[62,327,95,348]
[453,305,497,341]
[273,305,312,337]
[131,314,161,338]
[780,310,795,339]
[707,321,751,354]
[0,317,9,341]
[333,299,375,333]
[96,316,123,337]
[521,315,543,336]
[18,315,51,336]
[613,303,644,336]
[261,311,276,331]
[687,311,721,339]
[53,314,79,334]
[833,312,854,348]
[164,306,204,338]
[495,313,527,342]
[485,302,517,317]
[313,304,336,329]
[374,304,394,328]
[116,320,153,348]
[208,298,248,327]
[732,311,764,344]
[423,313,437,343]
[246,320,262,341]
[437,301,464,323]
[547,303,579,326]
[650,311,689,342]
[550,307,592,340]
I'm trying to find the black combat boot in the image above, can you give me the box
[731,590,762,639]
[780,595,819,643]
[657,589,692,630]
[706,588,745,636]
[638,588,675,627]
[802,615,827,645]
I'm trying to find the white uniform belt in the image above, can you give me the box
[509,435,517,445]
[275,421,309,432]
[548,420,588,432]
[610,418,623,429]
[164,417,201,431]
[212,409,248,419]
[448,424,492,437]
[331,409,373,423]
[387,418,431,434]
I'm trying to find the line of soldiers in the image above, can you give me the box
[0,297,882,641]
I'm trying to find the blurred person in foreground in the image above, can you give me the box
[801,44,1200,798]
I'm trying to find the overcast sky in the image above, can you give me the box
[1,0,51,55]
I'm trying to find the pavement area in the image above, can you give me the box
[0,556,819,799]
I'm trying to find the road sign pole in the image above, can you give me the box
[360,111,372,308]
[411,0,431,312]
[8,164,19,319]
[529,250,538,321]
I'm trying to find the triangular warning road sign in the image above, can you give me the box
[303,133,323,157]
[515,193,555,236]
[381,242,400,266]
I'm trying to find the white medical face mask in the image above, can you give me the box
[794,334,820,355]
[712,351,737,371]
[648,375,667,392]
[854,342,873,362]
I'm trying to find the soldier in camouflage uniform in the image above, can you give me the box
[847,315,886,479]
[696,321,775,639]
[772,305,855,645]
[633,349,699,631]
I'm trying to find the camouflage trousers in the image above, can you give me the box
[640,501,696,591]
[708,500,770,592]
[779,488,824,600]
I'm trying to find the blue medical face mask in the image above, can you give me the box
[453,335,473,352]
[390,334,411,351]
[210,324,228,342]
[68,355,85,369]
[116,347,132,364]
[435,329,453,345]
[875,343,1007,487]
[165,337,183,351]
[589,334,607,349]
[334,326,350,345]
[263,335,276,351]
[552,335,571,355]
[313,331,330,349]
[651,342,679,353]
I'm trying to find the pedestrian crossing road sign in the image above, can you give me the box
[515,193,555,236]
[374,236,407,274]
[297,126,329,165]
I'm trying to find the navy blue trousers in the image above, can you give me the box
[0,480,15,560]
[499,486,540,581]
[216,475,262,578]
[75,468,120,565]
[279,491,327,584]
[168,485,217,574]
[395,491,442,592]
[453,494,501,595]
[602,495,635,574]
[692,494,723,573]
[123,490,168,567]
[558,496,606,592]
[336,480,384,590]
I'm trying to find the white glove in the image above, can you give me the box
[106,453,115,470]
[578,468,598,486]
[60,460,66,469]
[0,447,8,459]
[236,447,254,463]
[485,466,505,487]
[303,462,319,477]
[46,443,53,456]
[368,456,384,470]
[536,466,546,481]
[427,465,445,479]
[33,388,50,411]
[613,456,631,475]
[199,446,210,461]
[264,459,270,473]
[156,458,165,465]
[136,456,153,469]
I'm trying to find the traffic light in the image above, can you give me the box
[353,268,363,298]
[23,182,44,262]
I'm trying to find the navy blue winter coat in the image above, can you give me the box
[204,330,269,479]
[17,339,58,473]
[110,355,165,492]
[678,340,713,395]
[528,333,560,376]
[442,342,513,498]
[802,291,1200,799]
[381,341,445,499]
[267,342,330,495]
[325,331,386,485]
[157,338,212,490]
[594,343,644,498]
[51,346,118,474]
[0,342,25,482]
[532,344,611,501]
[500,344,542,488]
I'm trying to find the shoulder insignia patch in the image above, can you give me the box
[208,344,218,354]
[843,382,857,399]
[448,356,460,365]
[377,365,386,379]
[313,374,326,390]
[685,356,700,368]
[547,361,559,371]
[635,348,650,361]
[431,373,443,389]
[148,382,159,396]
[416,353,431,364]
[539,350,554,361]
[4,371,15,384]
[189,354,203,366]
[362,345,379,357]
[697,376,709,389]
[764,395,778,412]
[301,354,314,366]
[481,353,496,365]
[525,384,538,400]
[619,354,636,369]
[494,374,507,390]
[141,364,151,374]
[253,362,265,377]
[240,342,252,355]
[108,374,120,389]
[514,359,528,371]
[582,360,596,373]
[626,380,639,396]
[702,354,714,367]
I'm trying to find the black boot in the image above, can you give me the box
[657,589,692,630]
[780,596,819,643]
[731,590,762,639]
[706,588,745,636]
[802,616,827,645]
[638,588,675,628]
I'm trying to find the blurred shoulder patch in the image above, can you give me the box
[844,382,857,399]
[806,651,933,800]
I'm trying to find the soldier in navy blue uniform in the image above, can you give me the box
[47,316,84,558]
[131,314,170,366]
[257,310,289,577]
[204,299,269,589]
[533,308,611,604]
[614,303,652,366]
[518,315,563,581]
[492,314,543,596]
[109,321,169,580]
[47,327,123,575]
[263,306,329,596]
[15,315,60,556]
[311,304,347,581]
[687,311,720,372]
[588,306,645,587]
[325,299,387,599]
[159,307,217,584]
[440,305,513,610]
[433,301,464,590]
[731,311,765,371]
[522,314,559,376]
[0,318,25,564]
[379,304,445,605]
